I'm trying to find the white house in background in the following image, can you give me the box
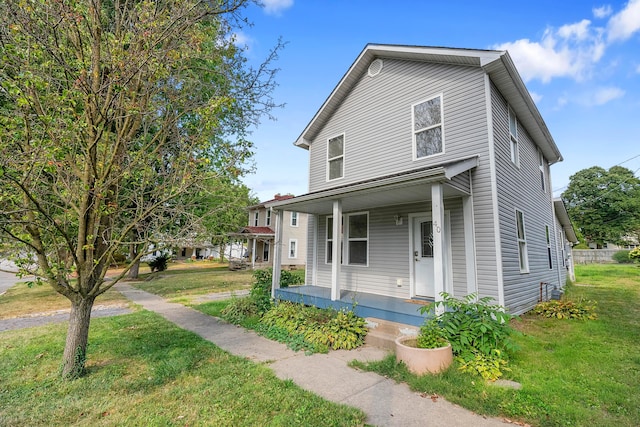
[265,44,578,323]
[230,194,308,269]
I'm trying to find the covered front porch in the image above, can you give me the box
[266,156,479,318]
[276,285,431,326]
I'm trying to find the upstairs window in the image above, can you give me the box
[266,210,271,226]
[253,211,259,226]
[290,211,298,227]
[509,107,519,167]
[539,150,547,192]
[327,134,344,181]
[413,95,444,159]
[516,209,529,273]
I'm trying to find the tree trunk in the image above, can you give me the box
[128,243,140,279]
[220,243,226,262]
[61,296,95,379]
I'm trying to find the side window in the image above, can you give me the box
[516,209,529,273]
[266,210,271,226]
[289,239,297,259]
[326,216,334,263]
[413,95,444,159]
[545,225,552,269]
[253,211,259,227]
[539,150,547,192]
[290,211,298,227]
[327,134,344,181]
[509,107,519,167]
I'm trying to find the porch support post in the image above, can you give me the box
[463,195,478,295]
[331,199,342,301]
[251,238,256,269]
[271,210,283,298]
[431,183,445,315]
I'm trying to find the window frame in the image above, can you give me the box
[326,133,345,181]
[509,107,519,167]
[412,94,445,160]
[539,150,547,192]
[266,210,271,227]
[253,211,259,227]
[516,209,529,273]
[290,211,298,227]
[345,212,369,266]
[288,239,298,259]
[545,225,553,270]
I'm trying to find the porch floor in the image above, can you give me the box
[275,285,433,326]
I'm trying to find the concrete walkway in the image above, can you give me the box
[116,283,509,427]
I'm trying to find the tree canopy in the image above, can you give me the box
[0,0,281,378]
[562,166,640,246]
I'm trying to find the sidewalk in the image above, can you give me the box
[116,283,508,427]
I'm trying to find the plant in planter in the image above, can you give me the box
[395,317,453,375]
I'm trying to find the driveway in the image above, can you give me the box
[0,270,25,295]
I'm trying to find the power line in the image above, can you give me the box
[553,152,640,194]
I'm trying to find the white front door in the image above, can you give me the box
[411,212,451,298]
[413,216,435,297]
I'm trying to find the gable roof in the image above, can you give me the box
[294,43,562,165]
[249,194,294,210]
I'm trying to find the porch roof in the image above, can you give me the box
[265,156,478,215]
[228,226,275,239]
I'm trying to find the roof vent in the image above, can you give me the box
[368,58,384,77]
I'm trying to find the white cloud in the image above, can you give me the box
[262,0,293,15]
[593,5,613,18]
[231,31,252,49]
[529,91,543,103]
[494,21,605,83]
[607,0,640,41]
[584,87,626,105]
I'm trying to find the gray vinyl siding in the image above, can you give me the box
[312,200,468,299]
[491,83,559,315]
[307,59,488,193]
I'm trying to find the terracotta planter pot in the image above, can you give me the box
[395,335,453,375]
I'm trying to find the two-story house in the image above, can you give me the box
[231,194,308,270]
[266,44,577,324]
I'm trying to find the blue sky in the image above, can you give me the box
[237,0,640,202]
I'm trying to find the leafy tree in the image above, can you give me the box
[562,166,640,246]
[0,0,281,379]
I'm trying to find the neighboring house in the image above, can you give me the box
[230,194,308,269]
[266,44,578,324]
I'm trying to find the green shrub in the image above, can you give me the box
[612,250,633,264]
[533,299,597,320]
[220,296,261,324]
[420,293,517,381]
[147,253,171,272]
[416,318,448,349]
[629,247,640,261]
[258,301,367,353]
[250,268,305,314]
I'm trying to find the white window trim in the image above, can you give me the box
[326,133,345,182]
[253,211,259,227]
[516,209,529,273]
[288,239,298,259]
[545,225,553,270]
[412,94,445,161]
[509,107,519,167]
[290,211,298,227]
[325,215,336,264]
[539,150,547,192]
[266,209,271,227]
[345,211,369,267]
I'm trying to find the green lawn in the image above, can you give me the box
[0,311,365,426]
[132,265,255,302]
[355,264,640,427]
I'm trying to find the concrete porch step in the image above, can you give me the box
[365,317,420,351]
